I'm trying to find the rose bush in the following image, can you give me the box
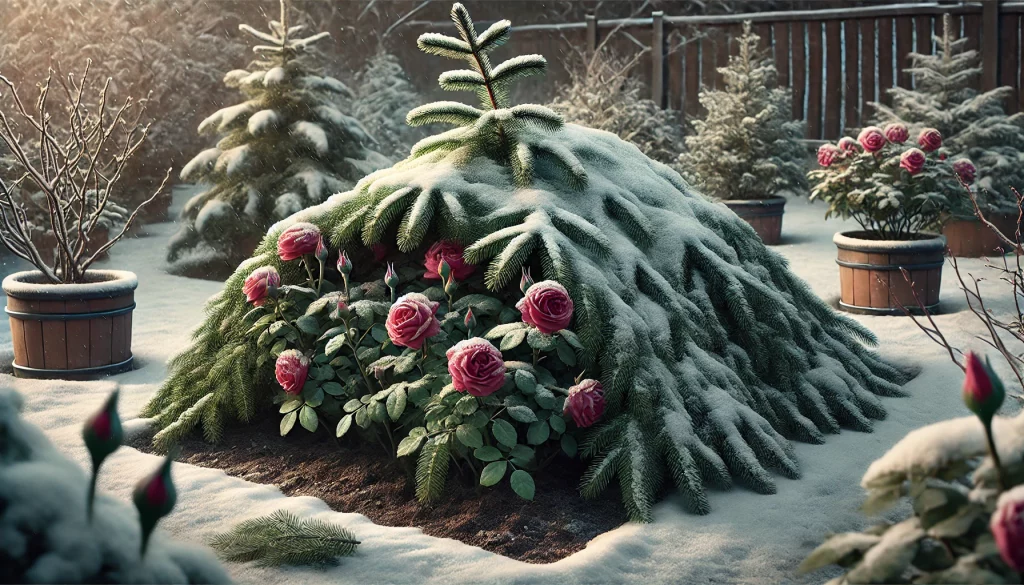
[238,229,596,503]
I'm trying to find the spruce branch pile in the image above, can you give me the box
[551,43,686,174]
[146,3,909,522]
[679,21,806,201]
[871,13,1024,214]
[167,0,387,278]
[209,510,359,567]
[353,49,427,159]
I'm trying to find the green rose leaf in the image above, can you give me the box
[456,424,484,449]
[510,470,535,501]
[305,387,325,408]
[336,414,353,438]
[455,395,479,415]
[555,341,577,366]
[279,399,303,413]
[369,400,388,423]
[465,410,489,428]
[561,434,578,457]
[559,329,585,350]
[371,323,389,343]
[397,434,425,457]
[387,388,408,421]
[484,322,529,340]
[354,408,370,428]
[299,405,319,432]
[296,315,320,335]
[549,415,566,434]
[492,419,517,447]
[480,461,508,487]
[535,385,557,410]
[270,339,287,357]
[453,294,503,316]
[280,410,297,436]
[343,399,362,413]
[509,444,535,465]
[322,382,344,396]
[500,329,527,351]
[318,326,346,342]
[315,365,334,381]
[514,369,537,394]
[527,421,550,445]
[474,445,503,462]
[325,334,348,357]
[507,405,538,423]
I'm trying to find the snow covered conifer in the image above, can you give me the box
[353,48,427,159]
[147,3,908,523]
[679,21,807,201]
[871,13,1024,213]
[167,0,387,277]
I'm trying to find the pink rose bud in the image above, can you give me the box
[275,349,310,396]
[464,306,477,331]
[446,337,507,397]
[817,144,840,167]
[857,126,887,152]
[520,267,535,294]
[953,158,976,184]
[424,241,474,281]
[992,489,1024,572]
[564,379,606,428]
[437,258,451,281]
[83,390,123,482]
[132,455,176,556]
[516,280,574,334]
[883,122,909,144]
[315,237,329,262]
[384,262,399,288]
[963,352,1005,423]
[837,136,860,153]
[444,272,459,295]
[277,222,321,261]
[899,148,927,175]
[386,292,441,350]
[336,250,352,276]
[243,266,281,306]
[329,297,350,320]
[917,127,942,152]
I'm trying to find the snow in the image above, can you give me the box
[2,192,1023,584]
[180,148,221,182]
[273,193,303,219]
[247,109,280,136]
[195,200,232,235]
[291,122,328,155]
[263,67,286,87]
[2,270,136,299]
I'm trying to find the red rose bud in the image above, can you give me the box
[83,389,123,519]
[564,379,606,428]
[336,250,353,276]
[275,350,310,395]
[464,306,477,331]
[384,262,399,288]
[992,488,1024,572]
[918,127,943,152]
[315,237,329,262]
[133,455,177,556]
[277,222,321,261]
[963,352,1005,423]
[243,266,280,306]
[520,267,535,295]
[444,272,459,295]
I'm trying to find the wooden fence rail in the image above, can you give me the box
[405,1,1024,141]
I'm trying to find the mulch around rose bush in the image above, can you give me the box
[130,414,627,563]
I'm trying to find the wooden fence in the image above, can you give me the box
[403,1,1024,141]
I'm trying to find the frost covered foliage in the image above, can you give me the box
[145,3,909,522]
[679,22,806,201]
[167,0,387,278]
[551,45,686,174]
[0,0,244,219]
[353,50,427,159]
[871,14,1024,215]
[210,510,358,567]
[801,357,1024,584]
[0,388,230,584]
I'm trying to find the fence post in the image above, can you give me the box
[652,11,665,108]
[982,0,1000,91]
[586,14,598,53]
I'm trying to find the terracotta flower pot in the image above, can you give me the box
[723,197,786,245]
[3,270,137,379]
[943,213,1019,257]
[834,231,945,315]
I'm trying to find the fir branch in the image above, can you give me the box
[209,509,359,567]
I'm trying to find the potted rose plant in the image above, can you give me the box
[809,124,968,314]
[0,64,167,378]
[235,221,603,503]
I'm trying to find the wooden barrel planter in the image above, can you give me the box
[3,270,137,379]
[943,213,1020,257]
[834,231,945,315]
[724,197,786,245]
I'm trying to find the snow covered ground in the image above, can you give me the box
[1,192,1018,584]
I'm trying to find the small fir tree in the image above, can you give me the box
[353,48,427,159]
[679,21,807,201]
[167,0,387,277]
[871,13,1024,215]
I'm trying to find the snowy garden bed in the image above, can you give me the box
[0,193,1018,584]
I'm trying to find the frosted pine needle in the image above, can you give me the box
[209,510,359,567]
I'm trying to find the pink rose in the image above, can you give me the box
[423,241,475,281]
[817,144,840,167]
[952,158,976,184]
[900,148,926,175]
[243,266,280,306]
[837,136,860,153]
[386,292,441,350]
[857,126,887,152]
[275,349,309,396]
[917,128,942,152]
[516,280,573,334]
[277,222,321,261]
[883,122,909,144]
[564,379,605,428]
[446,338,506,397]
[992,489,1024,572]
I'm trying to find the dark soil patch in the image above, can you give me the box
[130,415,626,563]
